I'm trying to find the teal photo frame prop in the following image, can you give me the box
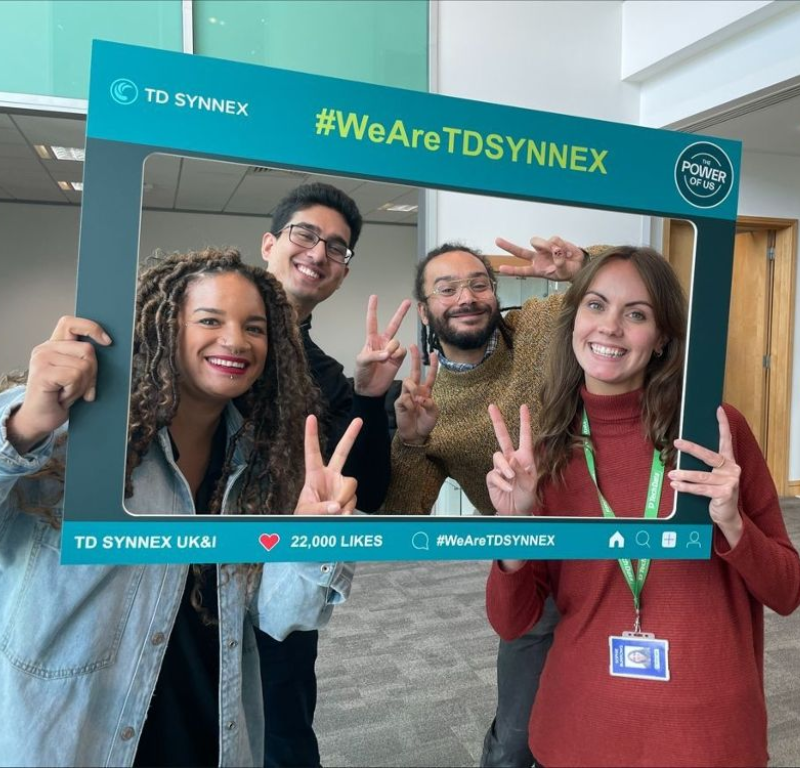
[62,41,741,565]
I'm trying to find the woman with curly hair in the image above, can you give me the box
[0,248,360,767]
[485,246,800,767]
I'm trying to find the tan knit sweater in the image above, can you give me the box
[383,292,564,515]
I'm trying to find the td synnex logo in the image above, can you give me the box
[145,88,249,116]
[110,81,250,117]
[110,78,139,105]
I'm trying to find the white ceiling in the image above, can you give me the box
[1,93,799,217]
[0,112,420,224]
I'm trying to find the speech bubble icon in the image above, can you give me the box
[411,531,429,551]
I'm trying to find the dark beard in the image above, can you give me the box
[429,304,501,351]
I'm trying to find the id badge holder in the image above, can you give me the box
[609,631,670,681]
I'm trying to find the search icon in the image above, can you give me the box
[635,530,651,547]
[411,531,430,551]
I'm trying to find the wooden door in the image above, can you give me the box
[663,217,796,494]
[722,230,773,450]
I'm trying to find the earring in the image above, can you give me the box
[654,348,664,358]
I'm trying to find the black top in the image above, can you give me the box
[301,316,391,512]
[133,422,227,768]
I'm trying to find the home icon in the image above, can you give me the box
[609,531,625,548]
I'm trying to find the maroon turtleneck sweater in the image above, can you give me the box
[486,388,800,768]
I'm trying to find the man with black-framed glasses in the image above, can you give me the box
[259,182,409,768]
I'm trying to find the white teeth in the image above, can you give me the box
[296,264,321,279]
[590,343,626,358]
[208,358,246,369]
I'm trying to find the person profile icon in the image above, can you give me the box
[686,530,702,548]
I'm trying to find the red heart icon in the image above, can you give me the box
[259,533,280,552]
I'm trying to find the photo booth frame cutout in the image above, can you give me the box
[62,41,741,565]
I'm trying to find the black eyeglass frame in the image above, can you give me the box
[278,223,355,265]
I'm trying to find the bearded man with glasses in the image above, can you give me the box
[259,182,410,768]
[383,237,606,768]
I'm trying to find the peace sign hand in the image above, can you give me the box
[8,316,112,454]
[294,415,363,515]
[394,344,439,446]
[353,295,411,397]
[486,404,537,516]
[495,235,585,282]
[670,406,743,547]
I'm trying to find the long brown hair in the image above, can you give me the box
[534,246,687,498]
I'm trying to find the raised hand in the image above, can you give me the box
[394,344,439,446]
[670,406,743,547]
[8,316,112,454]
[495,235,586,282]
[486,403,537,516]
[294,414,363,515]
[353,295,411,397]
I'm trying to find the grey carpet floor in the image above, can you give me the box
[315,499,800,767]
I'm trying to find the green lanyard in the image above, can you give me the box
[581,409,664,632]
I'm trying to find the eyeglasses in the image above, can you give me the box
[425,276,496,302]
[279,224,354,265]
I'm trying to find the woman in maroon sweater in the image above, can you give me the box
[485,246,800,768]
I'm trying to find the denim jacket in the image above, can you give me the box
[0,387,354,767]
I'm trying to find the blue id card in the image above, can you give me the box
[609,633,670,681]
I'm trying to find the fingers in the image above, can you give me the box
[30,345,99,404]
[424,351,438,389]
[327,417,363,474]
[50,316,112,345]
[409,343,421,384]
[492,450,515,484]
[359,337,402,364]
[668,475,738,499]
[384,299,411,339]
[488,403,514,456]
[365,294,379,337]
[333,476,358,509]
[495,237,530,261]
[674,435,724,470]
[487,466,513,495]
[717,406,734,461]
[547,236,578,256]
[394,389,416,415]
[528,236,552,255]
[303,414,323,473]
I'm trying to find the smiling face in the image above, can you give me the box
[418,250,501,361]
[261,204,351,321]
[176,272,268,409]
[573,259,666,396]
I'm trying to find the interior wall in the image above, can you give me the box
[434,0,643,252]
[630,2,800,128]
[621,0,779,81]
[0,203,418,378]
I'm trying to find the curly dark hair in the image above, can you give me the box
[533,246,687,502]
